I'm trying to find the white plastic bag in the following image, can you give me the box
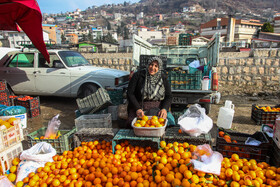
[0,175,14,187]
[191,144,223,175]
[45,114,61,138]
[16,142,56,183]
[178,104,213,137]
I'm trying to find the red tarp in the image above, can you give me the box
[0,0,50,62]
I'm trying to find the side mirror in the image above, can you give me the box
[53,60,64,68]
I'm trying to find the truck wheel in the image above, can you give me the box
[202,103,211,114]
[77,84,99,99]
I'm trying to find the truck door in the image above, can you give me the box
[132,34,153,67]
[207,33,220,67]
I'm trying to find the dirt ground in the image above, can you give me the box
[25,94,279,147]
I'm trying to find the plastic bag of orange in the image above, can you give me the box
[44,114,61,139]
[178,104,213,137]
[191,144,223,175]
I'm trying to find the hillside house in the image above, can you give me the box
[200,17,262,43]
[42,24,60,44]
[138,30,163,42]
[274,16,280,33]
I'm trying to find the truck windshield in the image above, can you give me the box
[58,51,90,67]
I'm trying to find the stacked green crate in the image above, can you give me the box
[168,70,202,90]
[179,34,192,45]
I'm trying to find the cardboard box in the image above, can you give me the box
[0,113,27,129]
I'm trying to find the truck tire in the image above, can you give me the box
[77,83,99,99]
[201,103,211,114]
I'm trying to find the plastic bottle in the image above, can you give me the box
[212,67,218,91]
[217,100,235,129]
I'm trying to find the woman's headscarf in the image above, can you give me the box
[143,57,165,101]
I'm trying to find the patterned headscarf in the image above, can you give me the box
[143,57,165,101]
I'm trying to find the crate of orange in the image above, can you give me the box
[216,128,270,162]
[251,104,280,125]
[131,115,168,137]
[112,129,160,154]
[162,127,212,146]
[0,142,23,175]
[27,127,76,155]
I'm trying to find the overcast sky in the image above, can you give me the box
[37,0,139,14]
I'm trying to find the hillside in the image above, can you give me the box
[138,0,280,15]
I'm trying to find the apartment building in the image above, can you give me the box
[138,30,163,41]
[200,17,262,43]
[66,33,78,44]
[42,24,59,44]
[274,16,280,33]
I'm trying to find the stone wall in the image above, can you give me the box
[218,49,280,96]
[81,52,134,72]
[81,48,280,95]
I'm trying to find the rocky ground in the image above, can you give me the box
[24,94,279,148]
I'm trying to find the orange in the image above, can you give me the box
[165,173,175,183]
[16,181,24,187]
[160,141,166,149]
[191,174,199,184]
[7,173,16,183]
[142,116,149,122]
[12,157,20,166]
[52,179,60,187]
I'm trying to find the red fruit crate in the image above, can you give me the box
[8,95,19,106]
[0,90,8,102]
[216,128,270,162]
[0,80,7,92]
[251,104,280,125]
[27,107,41,118]
[15,96,40,110]
[0,90,10,106]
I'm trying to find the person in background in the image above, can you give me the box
[126,57,172,128]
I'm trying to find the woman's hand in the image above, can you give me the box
[136,109,144,118]
[158,109,167,119]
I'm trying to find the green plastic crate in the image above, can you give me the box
[112,129,160,154]
[168,70,202,90]
[107,89,124,105]
[162,127,212,146]
[27,127,76,155]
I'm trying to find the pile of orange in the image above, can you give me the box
[3,139,280,187]
[256,105,280,112]
[134,115,165,128]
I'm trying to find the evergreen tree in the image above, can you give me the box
[61,33,66,43]
[124,27,129,39]
[88,32,94,43]
[261,22,274,33]
[82,34,87,42]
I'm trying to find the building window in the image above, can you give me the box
[212,27,216,30]
[222,26,226,29]
[151,36,155,39]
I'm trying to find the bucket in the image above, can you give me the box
[201,76,210,90]
[217,101,235,129]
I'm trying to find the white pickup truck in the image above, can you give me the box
[132,33,221,114]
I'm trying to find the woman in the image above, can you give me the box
[126,57,172,128]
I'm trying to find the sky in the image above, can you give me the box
[37,0,140,14]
